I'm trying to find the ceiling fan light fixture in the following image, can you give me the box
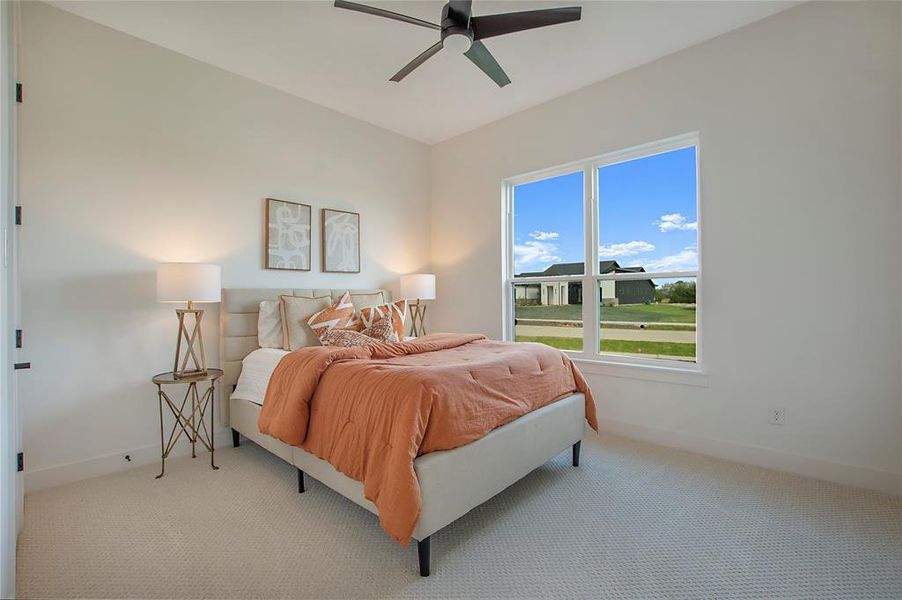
[443,32,473,54]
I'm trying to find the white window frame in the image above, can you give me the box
[502,132,702,374]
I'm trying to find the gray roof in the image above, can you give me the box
[516,261,647,277]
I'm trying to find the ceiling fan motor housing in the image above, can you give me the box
[441,2,473,53]
[442,2,471,29]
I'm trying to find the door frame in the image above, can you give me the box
[1,1,22,597]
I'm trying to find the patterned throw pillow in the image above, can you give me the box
[320,313,398,347]
[319,329,376,348]
[359,300,408,341]
[306,291,362,343]
[361,314,399,343]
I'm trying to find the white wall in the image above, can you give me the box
[19,2,430,489]
[430,2,902,493]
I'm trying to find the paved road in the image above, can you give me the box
[516,318,695,331]
[516,324,696,343]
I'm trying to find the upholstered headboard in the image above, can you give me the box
[219,288,392,425]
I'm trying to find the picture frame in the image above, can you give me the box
[321,208,360,273]
[265,198,312,271]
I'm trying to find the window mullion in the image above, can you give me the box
[582,163,599,357]
[599,270,699,281]
[502,183,514,342]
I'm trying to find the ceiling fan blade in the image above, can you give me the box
[464,40,511,87]
[390,40,444,82]
[447,0,473,24]
[470,6,581,40]
[334,0,440,30]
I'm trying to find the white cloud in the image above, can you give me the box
[656,213,697,233]
[514,240,561,267]
[599,240,655,258]
[515,230,563,268]
[643,247,698,272]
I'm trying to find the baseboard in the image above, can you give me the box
[598,417,901,496]
[25,427,231,493]
[27,420,902,496]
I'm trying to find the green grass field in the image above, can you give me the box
[516,335,696,359]
[515,303,695,323]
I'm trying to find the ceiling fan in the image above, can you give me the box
[334,0,582,87]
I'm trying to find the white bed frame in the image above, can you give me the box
[220,288,586,576]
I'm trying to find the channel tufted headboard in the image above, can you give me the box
[219,288,392,425]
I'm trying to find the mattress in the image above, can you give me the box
[231,348,288,406]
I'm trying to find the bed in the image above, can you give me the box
[220,288,592,576]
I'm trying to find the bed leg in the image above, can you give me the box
[231,428,240,448]
[572,440,581,467]
[417,536,430,577]
[297,468,305,494]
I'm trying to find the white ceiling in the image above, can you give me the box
[49,1,797,144]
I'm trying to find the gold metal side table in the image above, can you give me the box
[152,368,223,479]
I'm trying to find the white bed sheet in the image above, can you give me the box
[231,348,289,406]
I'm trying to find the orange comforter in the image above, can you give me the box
[258,333,597,544]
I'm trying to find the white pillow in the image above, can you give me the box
[257,300,283,349]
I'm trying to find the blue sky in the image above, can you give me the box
[513,146,698,275]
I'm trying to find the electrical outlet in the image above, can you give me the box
[768,406,786,426]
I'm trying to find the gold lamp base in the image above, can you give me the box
[173,302,207,378]
[409,300,428,337]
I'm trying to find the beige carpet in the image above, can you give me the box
[16,434,902,599]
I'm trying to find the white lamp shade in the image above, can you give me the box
[400,273,436,300]
[156,263,221,303]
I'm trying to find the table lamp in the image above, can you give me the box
[400,273,435,337]
[157,263,221,378]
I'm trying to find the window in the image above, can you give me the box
[511,170,584,352]
[505,133,700,367]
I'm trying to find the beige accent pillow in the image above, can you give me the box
[280,295,332,351]
[350,291,386,310]
[257,300,283,349]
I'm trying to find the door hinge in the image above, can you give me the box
[16,452,23,472]
[15,83,22,104]
[15,329,21,349]
[13,362,30,370]
[14,206,21,225]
